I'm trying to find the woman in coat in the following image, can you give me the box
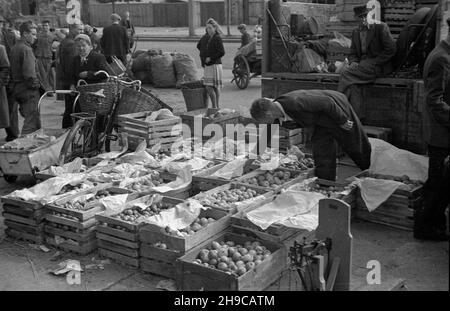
[197,18,225,108]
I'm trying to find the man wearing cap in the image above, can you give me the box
[101,13,129,65]
[238,24,251,49]
[337,5,396,120]
[9,21,41,135]
[34,20,56,92]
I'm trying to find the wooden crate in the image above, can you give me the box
[118,111,183,151]
[192,160,256,194]
[180,108,240,141]
[192,183,273,214]
[1,198,45,243]
[235,167,315,194]
[176,231,287,291]
[350,170,423,230]
[95,195,184,268]
[139,208,231,253]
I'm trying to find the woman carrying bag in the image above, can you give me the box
[197,18,225,108]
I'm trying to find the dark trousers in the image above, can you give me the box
[312,125,371,181]
[13,83,41,135]
[415,145,450,232]
[5,87,19,139]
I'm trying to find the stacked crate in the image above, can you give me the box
[383,0,416,39]
[2,198,45,244]
[95,195,184,269]
[118,112,183,152]
[139,208,230,279]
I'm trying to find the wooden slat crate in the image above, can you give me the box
[235,167,315,194]
[1,198,45,244]
[95,195,184,268]
[193,183,273,214]
[192,159,256,195]
[350,170,423,230]
[175,231,287,291]
[118,111,183,151]
[138,208,230,278]
[180,108,241,141]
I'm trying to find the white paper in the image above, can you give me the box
[99,194,129,214]
[369,138,429,182]
[48,158,84,176]
[278,203,319,231]
[118,141,159,165]
[144,109,174,122]
[210,156,247,180]
[352,177,403,212]
[163,157,212,175]
[141,199,206,230]
[245,190,325,230]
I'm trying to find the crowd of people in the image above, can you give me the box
[0,12,136,138]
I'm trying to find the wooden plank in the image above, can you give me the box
[96,232,140,249]
[2,212,41,226]
[98,249,140,268]
[2,205,44,221]
[96,224,138,242]
[140,243,182,262]
[1,198,42,210]
[95,214,139,231]
[44,225,96,242]
[4,220,43,234]
[45,237,97,255]
[5,228,44,244]
[46,204,104,222]
[140,257,176,279]
[98,240,139,258]
[45,214,97,230]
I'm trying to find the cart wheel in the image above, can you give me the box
[59,119,96,164]
[233,55,250,90]
[3,175,18,183]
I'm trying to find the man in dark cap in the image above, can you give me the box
[414,18,450,241]
[101,13,129,65]
[337,5,396,120]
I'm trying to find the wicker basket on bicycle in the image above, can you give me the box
[76,80,119,116]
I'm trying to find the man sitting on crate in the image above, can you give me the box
[337,5,396,121]
[249,89,371,181]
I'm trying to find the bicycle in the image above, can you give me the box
[58,71,142,164]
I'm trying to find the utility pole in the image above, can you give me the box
[226,0,231,36]
[188,0,196,37]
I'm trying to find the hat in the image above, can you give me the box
[353,5,370,18]
[111,13,121,21]
[74,34,92,46]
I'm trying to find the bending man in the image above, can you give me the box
[250,89,371,181]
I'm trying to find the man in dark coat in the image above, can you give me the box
[414,18,450,241]
[101,13,129,65]
[337,5,396,120]
[250,89,371,181]
[34,20,56,92]
[9,21,41,135]
[121,11,135,50]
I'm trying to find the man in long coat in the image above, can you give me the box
[34,20,56,92]
[414,18,450,241]
[250,89,371,181]
[101,14,129,65]
[337,5,396,120]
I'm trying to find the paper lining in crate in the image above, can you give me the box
[230,193,315,244]
[348,170,424,231]
[192,182,274,214]
[44,184,131,255]
[118,111,183,151]
[107,167,192,200]
[175,230,287,291]
[95,194,184,268]
[139,203,231,278]
[1,197,45,244]
[192,158,257,194]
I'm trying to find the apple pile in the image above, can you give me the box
[296,182,351,198]
[50,211,79,221]
[192,240,272,276]
[164,217,216,237]
[58,189,112,211]
[281,157,315,171]
[242,170,299,189]
[199,186,260,210]
[123,171,165,192]
[111,201,174,224]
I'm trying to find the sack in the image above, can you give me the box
[132,52,152,73]
[172,53,199,88]
[293,47,325,73]
[132,50,147,59]
[133,70,152,85]
[150,52,177,88]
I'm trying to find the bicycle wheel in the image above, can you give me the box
[59,119,97,164]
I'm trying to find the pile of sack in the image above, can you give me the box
[129,49,199,88]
